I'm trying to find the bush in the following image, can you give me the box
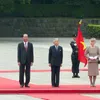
[87,24,100,38]
[0,4,100,17]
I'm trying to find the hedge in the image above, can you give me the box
[87,24,100,38]
[0,4,100,17]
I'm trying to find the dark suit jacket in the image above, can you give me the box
[18,42,34,64]
[49,45,63,66]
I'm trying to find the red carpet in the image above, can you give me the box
[0,77,100,100]
[0,68,100,73]
[28,93,100,100]
[0,77,100,94]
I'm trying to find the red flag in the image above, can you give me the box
[76,20,87,66]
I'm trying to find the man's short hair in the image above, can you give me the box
[23,34,28,37]
[53,38,59,42]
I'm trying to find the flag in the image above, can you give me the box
[76,20,87,66]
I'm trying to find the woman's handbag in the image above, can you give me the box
[98,60,100,64]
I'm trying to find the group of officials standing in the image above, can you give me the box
[17,34,80,88]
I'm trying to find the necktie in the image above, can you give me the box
[25,42,27,51]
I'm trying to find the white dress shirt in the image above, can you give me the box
[24,41,28,48]
[55,46,58,50]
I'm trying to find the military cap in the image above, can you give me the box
[72,34,77,37]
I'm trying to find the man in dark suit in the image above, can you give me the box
[49,38,63,87]
[70,34,80,78]
[18,34,34,88]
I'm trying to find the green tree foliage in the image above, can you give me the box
[55,0,85,5]
[91,0,100,4]
[0,0,14,13]
[14,0,31,4]
[31,0,100,4]
[0,0,31,13]
[31,0,53,4]
[0,0,100,17]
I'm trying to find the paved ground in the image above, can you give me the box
[0,95,41,100]
[0,38,100,100]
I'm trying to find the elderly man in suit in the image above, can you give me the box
[49,38,63,87]
[18,34,34,88]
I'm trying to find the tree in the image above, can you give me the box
[14,0,31,4]
[91,0,100,4]
[55,0,87,5]
[26,0,31,4]
[0,0,15,13]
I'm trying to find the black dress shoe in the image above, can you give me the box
[72,75,76,78]
[76,75,80,78]
[52,84,56,87]
[55,85,59,87]
[20,84,24,88]
[25,85,30,88]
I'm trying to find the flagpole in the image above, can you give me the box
[79,19,82,25]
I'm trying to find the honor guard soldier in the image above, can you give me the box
[70,34,80,78]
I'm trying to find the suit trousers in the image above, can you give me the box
[71,54,80,74]
[19,62,31,85]
[51,66,60,86]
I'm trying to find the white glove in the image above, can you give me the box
[74,43,77,46]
